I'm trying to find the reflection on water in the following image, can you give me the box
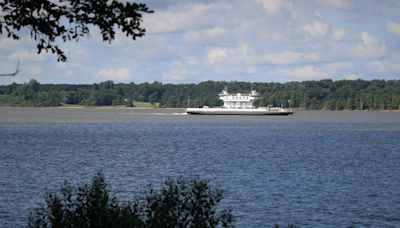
[0,107,399,227]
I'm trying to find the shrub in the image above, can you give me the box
[28,173,234,228]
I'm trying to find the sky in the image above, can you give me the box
[1,0,400,85]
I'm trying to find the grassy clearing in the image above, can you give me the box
[133,101,159,108]
[60,102,160,109]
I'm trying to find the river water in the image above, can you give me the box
[0,107,399,227]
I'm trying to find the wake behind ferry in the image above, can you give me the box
[186,89,293,115]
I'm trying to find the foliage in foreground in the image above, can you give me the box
[28,173,234,228]
[0,0,152,62]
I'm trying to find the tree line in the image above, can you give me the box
[0,79,399,110]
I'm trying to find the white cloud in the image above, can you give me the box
[366,60,386,72]
[361,32,375,45]
[322,61,353,73]
[206,44,255,65]
[206,27,226,36]
[266,61,355,81]
[332,28,346,41]
[144,2,230,34]
[184,27,227,43]
[143,8,193,34]
[316,0,353,10]
[28,65,43,75]
[162,68,198,82]
[387,21,400,38]
[73,49,89,59]
[96,68,133,82]
[263,51,320,64]
[213,65,257,76]
[246,66,257,74]
[162,72,186,82]
[269,65,323,80]
[238,44,250,56]
[343,74,361,80]
[207,47,234,64]
[388,62,400,71]
[55,62,68,70]
[0,38,21,49]
[289,65,321,78]
[366,59,400,73]
[184,56,200,66]
[8,50,47,62]
[254,0,283,15]
[352,32,386,59]
[303,21,330,38]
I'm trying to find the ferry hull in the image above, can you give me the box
[186,108,293,115]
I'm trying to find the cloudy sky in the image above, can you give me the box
[1,0,400,85]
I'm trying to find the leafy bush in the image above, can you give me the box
[0,95,33,106]
[28,173,234,228]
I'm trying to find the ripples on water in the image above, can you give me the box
[0,108,400,227]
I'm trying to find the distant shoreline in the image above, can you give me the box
[0,106,399,112]
[58,106,185,111]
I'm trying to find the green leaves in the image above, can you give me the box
[0,0,152,62]
[28,173,235,228]
[144,178,233,228]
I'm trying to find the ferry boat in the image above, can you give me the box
[186,89,294,115]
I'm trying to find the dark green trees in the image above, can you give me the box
[28,173,234,228]
[1,79,399,110]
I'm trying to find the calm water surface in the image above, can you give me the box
[0,107,399,227]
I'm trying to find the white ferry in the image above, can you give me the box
[186,89,294,115]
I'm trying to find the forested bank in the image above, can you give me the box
[0,79,399,110]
